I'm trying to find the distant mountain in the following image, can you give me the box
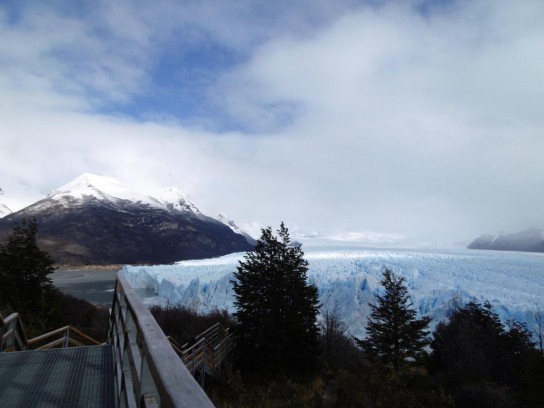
[468,229,544,253]
[217,214,257,246]
[0,174,254,265]
[0,188,12,218]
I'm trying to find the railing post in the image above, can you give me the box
[8,318,15,351]
[201,342,207,388]
[191,346,196,375]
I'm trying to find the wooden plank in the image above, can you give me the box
[68,326,101,345]
[27,326,68,344]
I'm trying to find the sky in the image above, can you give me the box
[1,0,543,245]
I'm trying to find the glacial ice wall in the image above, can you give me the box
[121,247,544,338]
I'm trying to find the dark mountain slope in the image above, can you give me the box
[468,229,544,253]
[0,175,253,265]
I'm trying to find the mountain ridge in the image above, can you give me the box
[0,174,254,265]
[0,188,12,218]
[468,229,544,253]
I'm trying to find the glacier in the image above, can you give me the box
[121,242,544,339]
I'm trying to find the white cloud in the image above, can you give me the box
[210,0,544,239]
[1,0,543,244]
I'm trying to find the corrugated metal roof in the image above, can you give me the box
[0,345,115,408]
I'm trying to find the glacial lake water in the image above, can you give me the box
[51,268,120,306]
[51,267,157,306]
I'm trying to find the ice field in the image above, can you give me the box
[122,244,544,338]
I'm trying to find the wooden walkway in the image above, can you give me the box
[0,273,218,407]
[0,345,115,408]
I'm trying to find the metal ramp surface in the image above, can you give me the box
[0,344,115,408]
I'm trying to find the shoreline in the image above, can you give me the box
[55,264,125,271]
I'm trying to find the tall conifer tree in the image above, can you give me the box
[357,268,431,372]
[0,218,56,316]
[232,223,320,373]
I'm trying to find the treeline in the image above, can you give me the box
[428,300,544,406]
[341,268,544,406]
[336,296,544,407]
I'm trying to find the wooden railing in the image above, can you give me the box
[1,312,101,352]
[109,273,215,408]
[0,312,28,352]
[169,323,235,386]
[27,325,101,349]
[2,275,222,407]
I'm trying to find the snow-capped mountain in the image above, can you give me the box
[0,174,253,265]
[121,246,544,339]
[468,229,544,253]
[217,214,243,234]
[44,173,201,215]
[0,188,12,218]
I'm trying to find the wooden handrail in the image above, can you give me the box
[27,325,101,349]
[1,311,101,352]
[26,326,68,344]
[1,312,29,352]
[167,336,185,355]
[109,273,215,408]
[170,322,235,384]
[194,323,223,341]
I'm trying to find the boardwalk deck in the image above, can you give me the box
[0,274,217,407]
[0,345,115,408]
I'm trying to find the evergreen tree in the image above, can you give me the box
[0,219,56,317]
[232,223,320,373]
[429,300,544,406]
[356,268,431,372]
[429,300,506,381]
